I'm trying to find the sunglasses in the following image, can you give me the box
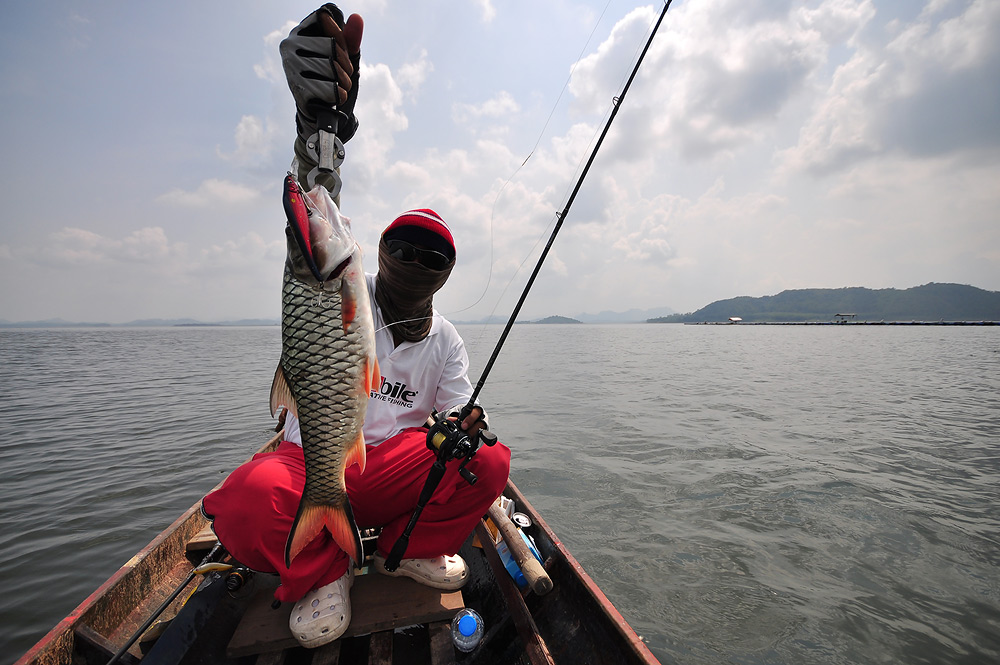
[386,238,453,271]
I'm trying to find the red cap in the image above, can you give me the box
[382,209,455,259]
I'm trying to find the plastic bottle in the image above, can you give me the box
[451,608,484,652]
[495,529,543,589]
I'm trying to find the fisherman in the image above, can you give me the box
[202,4,511,649]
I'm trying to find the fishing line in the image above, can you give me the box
[461,0,673,414]
[383,1,673,571]
[441,0,616,321]
[373,1,618,344]
[374,1,669,357]
[468,0,663,334]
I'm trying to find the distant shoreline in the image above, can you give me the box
[684,320,999,326]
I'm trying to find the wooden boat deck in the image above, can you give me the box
[16,432,661,665]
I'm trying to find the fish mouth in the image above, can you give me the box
[283,174,357,284]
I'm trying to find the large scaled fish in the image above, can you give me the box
[271,175,380,567]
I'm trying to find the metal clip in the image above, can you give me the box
[305,129,346,197]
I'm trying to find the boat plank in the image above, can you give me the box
[74,623,140,665]
[427,621,455,665]
[186,524,217,552]
[369,631,392,665]
[105,559,198,650]
[311,640,342,665]
[254,650,287,665]
[16,426,661,665]
[474,522,555,665]
[228,572,464,658]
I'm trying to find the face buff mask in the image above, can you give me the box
[374,237,454,346]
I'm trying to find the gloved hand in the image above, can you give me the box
[280,4,364,145]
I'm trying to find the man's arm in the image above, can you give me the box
[435,331,488,438]
[281,5,364,193]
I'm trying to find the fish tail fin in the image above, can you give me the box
[285,497,363,567]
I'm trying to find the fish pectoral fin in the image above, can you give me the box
[367,354,381,397]
[285,498,363,567]
[269,364,297,418]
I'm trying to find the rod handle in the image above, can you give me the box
[487,503,553,595]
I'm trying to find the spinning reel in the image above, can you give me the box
[426,408,498,485]
[383,406,497,572]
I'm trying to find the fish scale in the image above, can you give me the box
[272,175,379,567]
[281,268,366,509]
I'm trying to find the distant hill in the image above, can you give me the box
[573,306,675,323]
[0,318,113,328]
[0,318,279,328]
[454,305,673,325]
[532,316,582,324]
[650,283,1000,323]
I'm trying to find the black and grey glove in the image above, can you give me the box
[280,4,362,145]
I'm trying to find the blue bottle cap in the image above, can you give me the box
[458,613,478,637]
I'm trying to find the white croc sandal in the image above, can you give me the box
[288,569,354,648]
[373,552,469,590]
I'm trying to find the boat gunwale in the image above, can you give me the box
[504,482,659,664]
[17,431,659,665]
[14,431,284,665]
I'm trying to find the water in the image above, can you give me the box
[2,324,999,664]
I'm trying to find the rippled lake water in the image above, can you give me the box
[2,324,999,664]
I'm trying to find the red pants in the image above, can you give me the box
[202,429,510,603]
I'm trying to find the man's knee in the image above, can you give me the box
[474,442,511,496]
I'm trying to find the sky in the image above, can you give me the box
[1,0,998,324]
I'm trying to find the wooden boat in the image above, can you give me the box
[16,431,660,665]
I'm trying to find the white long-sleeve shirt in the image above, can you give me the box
[282,273,474,446]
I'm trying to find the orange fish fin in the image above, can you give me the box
[345,430,367,474]
[284,498,326,567]
[269,364,297,418]
[285,497,363,566]
[327,500,364,565]
[367,354,381,395]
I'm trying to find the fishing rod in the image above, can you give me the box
[384,1,673,571]
[460,0,673,420]
[105,543,227,665]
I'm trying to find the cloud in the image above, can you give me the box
[569,6,657,115]
[253,23,296,85]
[40,227,175,266]
[3,1,999,325]
[156,179,263,208]
[329,63,411,219]
[217,114,281,166]
[1,222,286,322]
[395,49,433,97]
[25,224,283,282]
[563,0,849,165]
[476,0,497,23]
[65,13,94,51]
[214,22,299,169]
[783,0,1000,174]
[452,91,520,127]
[191,231,285,276]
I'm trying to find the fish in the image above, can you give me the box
[270,174,380,568]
